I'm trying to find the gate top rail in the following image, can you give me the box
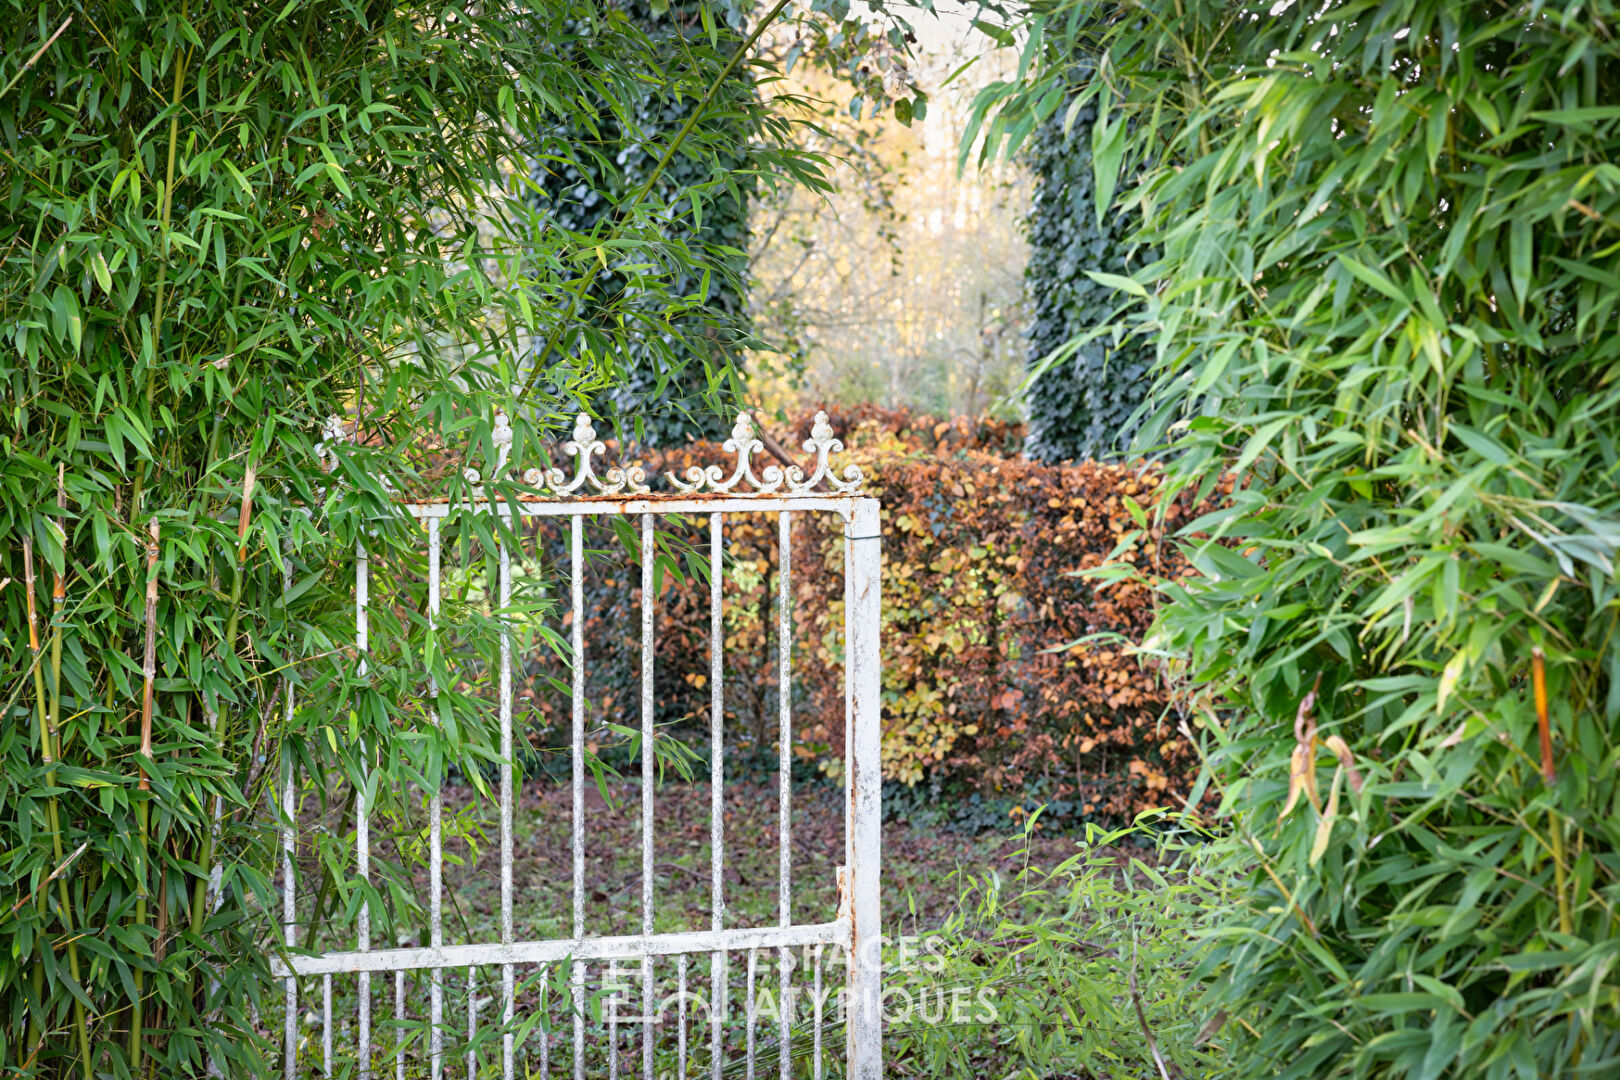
[316,408,868,504]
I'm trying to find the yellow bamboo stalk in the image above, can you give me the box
[23,532,92,1078]
[52,470,93,1078]
[21,539,48,1055]
[193,463,257,937]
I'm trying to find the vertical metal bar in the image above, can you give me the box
[711,954,725,1080]
[428,516,444,1080]
[357,540,372,1080]
[571,514,586,1080]
[500,525,515,1080]
[539,963,551,1080]
[811,948,823,1080]
[844,500,883,1080]
[467,967,477,1080]
[709,512,725,1080]
[641,512,656,1080]
[745,948,758,1080]
[323,974,333,1078]
[395,971,406,1080]
[609,971,620,1080]
[283,552,298,1080]
[777,510,792,1080]
[677,954,689,1078]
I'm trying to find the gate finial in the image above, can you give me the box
[668,412,784,493]
[538,413,650,497]
[666,411,865,495]
[492,409,514,477]
[790,411,865,494]
[315,414,352,474]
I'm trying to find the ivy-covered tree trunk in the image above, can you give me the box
[1022,84,1154,462]
[532,0,756,446]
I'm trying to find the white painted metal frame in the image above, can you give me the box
[275,412,882,1079]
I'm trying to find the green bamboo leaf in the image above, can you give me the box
[1335,254,1410,306]
[1509,216,1532,310]
[1527,106,1620,125]
[1083,269,1147,298]
[89,250,113,294]
[1091,115,1126,223]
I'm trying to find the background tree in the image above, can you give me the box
[1020,78,1154,462]
[749,13,1029,420]
[529,0,758,445]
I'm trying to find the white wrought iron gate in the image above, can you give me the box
[271,412,882,1079]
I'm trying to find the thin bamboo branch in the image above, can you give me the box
[0,15,72,101]
[4,842,89,920]
[1128,935,1174,1080]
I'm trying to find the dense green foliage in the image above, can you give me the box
[0,2,812,1076]
[531,0,755,445]
[1021,85,1153,463]
[888,813,1234,1078]
[974,1,1620,1077]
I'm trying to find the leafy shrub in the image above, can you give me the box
[887,812,1234,1079]
[519,406,1225,821]
[975,1,1620,1077]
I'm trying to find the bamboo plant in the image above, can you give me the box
[0,1,821,1075]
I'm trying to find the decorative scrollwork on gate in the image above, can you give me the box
[314,414,352,474]
[668,412,777,494]
[528,412,652,496]
[319,407,864,497]
[666,410,865,496]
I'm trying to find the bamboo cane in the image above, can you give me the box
[130,520,159,1069]
[192,462,255,938]
[23,533,93,1078]
[52,470,93,1077]
[22,539,47,1056]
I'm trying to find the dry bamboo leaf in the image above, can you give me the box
[1532,646,1555,784]
[1282,676,1324,819]
[1323,734,1365,795]
[1282,742,1308,819]
[1310,766,1343,867]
